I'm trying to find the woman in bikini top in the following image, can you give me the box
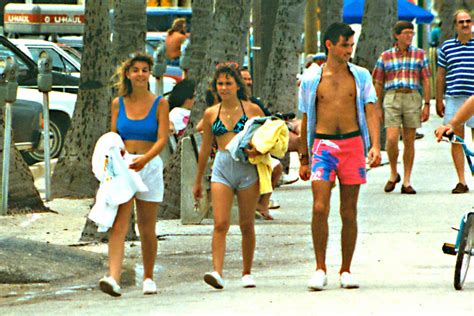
[192,63,265,289]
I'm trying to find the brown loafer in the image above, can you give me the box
[384,174,401,192]
[401,185,416,194]
[452,183,469,194]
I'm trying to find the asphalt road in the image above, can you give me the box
[1,113,474,315]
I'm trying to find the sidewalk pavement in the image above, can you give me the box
[1,113,474,315]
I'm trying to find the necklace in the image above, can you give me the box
[221,104,239,119]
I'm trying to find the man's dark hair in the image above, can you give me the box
[393,21,414,35]
[323,22,355,55]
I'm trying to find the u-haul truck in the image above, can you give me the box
[4,3,84,36]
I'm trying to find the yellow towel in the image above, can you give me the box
[248,120,289,194]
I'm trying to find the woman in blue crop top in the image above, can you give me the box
[99,53,169,297]
[193,63,265,289]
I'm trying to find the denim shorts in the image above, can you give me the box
[444,95,474,128]
[211,150,258,191]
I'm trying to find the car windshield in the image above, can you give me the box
[61,46,82,64]
[0,43,28,70]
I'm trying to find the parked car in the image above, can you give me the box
[14,36,177,95]
[11,98,42,155]
[16,87,76,165]
[0,35,80,93]
[57,43,82,64]
[10,38,81,78]
[57,36,84,54]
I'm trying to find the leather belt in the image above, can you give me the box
[394,88,415,93]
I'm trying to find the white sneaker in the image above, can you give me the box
[204,271,225,289]
[339,272,359,289]
[241,274,256,288]
[308,270,327,291]
[143,278,157,295]
[99,276,121,297]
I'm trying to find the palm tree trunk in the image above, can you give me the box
[353,0,397,71]
[51,0,113,199]
[186,0,214,80]
[112,0,147,66]
[260,0,306,114]
[305,0,318,54]
[318,0,343,52]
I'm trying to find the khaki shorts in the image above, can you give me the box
[383,90,422,128]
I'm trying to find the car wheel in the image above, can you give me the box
[21,112,70,165]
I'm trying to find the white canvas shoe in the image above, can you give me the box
[241,274,256,288]
[204,271,225,289]
[99,276,122,297]
[143,278,157,295]
[308,270,327,291]
[339,272,359,289]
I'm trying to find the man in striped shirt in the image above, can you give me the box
[436,9,474,194]
[373,21,431,195]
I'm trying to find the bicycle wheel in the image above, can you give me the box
[454,214,474,290]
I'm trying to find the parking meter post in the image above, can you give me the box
[37,51,52,201]
[1,57,19,215]
[42,93,51,200]
[152,44,167,97]
[0,59,9,215]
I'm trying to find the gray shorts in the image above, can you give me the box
[444,95,474,128]
[125,153,164,202]
[211,150,258,191]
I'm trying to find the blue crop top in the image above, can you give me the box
[117,96,160,142]
[212,100,248,136]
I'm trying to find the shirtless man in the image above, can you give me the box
[298,22,381,291]
[165,18,187,66]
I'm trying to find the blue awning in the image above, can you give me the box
[343,0,434,24]
[146,7,191,16]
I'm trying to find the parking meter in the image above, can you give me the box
[37,50,52,201]
[152,43,167,96]
[37,51,52,93]
[4,57,18,103]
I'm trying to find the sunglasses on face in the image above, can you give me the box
[458,19,472,25]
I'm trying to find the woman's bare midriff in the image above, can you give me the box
[124,140,154,155]
[215,133,237,151]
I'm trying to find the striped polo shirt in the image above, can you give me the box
[437,37,474,96]
[373,45,430,91]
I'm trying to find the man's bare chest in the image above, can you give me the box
[316,77,356,111]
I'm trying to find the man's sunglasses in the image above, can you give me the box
[457,19,472,25]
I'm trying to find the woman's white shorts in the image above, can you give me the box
[125,153,164,203]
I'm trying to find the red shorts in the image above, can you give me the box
[310,132,366,185]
